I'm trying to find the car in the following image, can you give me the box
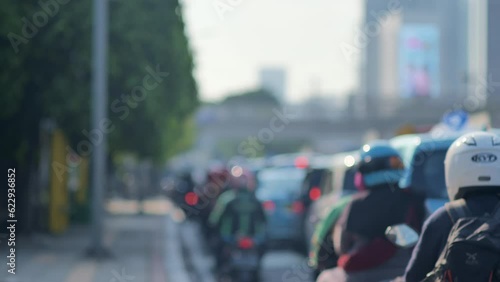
[246,157,268,173]
[299,154,337,211]
[262,153,324,213]
[266,152,320,169]
[391,128,500,213]
[391,133,462,213]
[255,166,308,249]
[304,151,360,278]
[304,150,359,249]
[162,170,198,216]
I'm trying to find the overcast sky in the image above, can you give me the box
[181,0,363,103]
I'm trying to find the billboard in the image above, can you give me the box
[399,25,440,98]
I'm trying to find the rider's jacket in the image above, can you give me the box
[334,184,426,271]
[405,193,500,282]
[209,189,267,243]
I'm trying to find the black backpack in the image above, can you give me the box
[423,199,500,282]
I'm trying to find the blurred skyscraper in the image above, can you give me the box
[467,0,488,83]
[259,67,286,103]
[362,0,470,103]
[488,0,500,84]
[487,0,500,125]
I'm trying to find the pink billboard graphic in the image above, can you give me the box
[399,25,440,98]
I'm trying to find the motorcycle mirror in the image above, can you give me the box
[385,224,419,248]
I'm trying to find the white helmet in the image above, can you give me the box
[445,131,500,201]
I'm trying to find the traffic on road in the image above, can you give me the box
[4,1,500,282]
[162,128,500,282]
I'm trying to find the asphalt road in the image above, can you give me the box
[107,198,314,282]
[166,206,314,282]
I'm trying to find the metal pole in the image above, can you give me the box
[89,0,109,256]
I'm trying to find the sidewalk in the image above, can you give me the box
[0,199,173,282]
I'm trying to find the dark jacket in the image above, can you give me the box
[335,185,426,271]
[404,193,500,282]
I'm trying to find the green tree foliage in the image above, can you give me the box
[108,0,198,162]
[0,0,198,165]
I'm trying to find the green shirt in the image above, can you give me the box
[209,189,266,239]
[309,195,352,268]
[208,190,236,227]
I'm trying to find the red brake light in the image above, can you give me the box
[238,237,254,249]
[262,201,275,211]
[184,192,199,206]
[292,201,305,213]
[295,156,309,169]
[309,187,321,201]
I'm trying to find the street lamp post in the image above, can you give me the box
[87,0,110,258]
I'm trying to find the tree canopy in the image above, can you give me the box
[0,0,198,165]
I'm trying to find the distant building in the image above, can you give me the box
[293,96,341,120]
[488,0,500,85]
[259,68,286,103]
[487,0,500,125]
[362,0,469,101]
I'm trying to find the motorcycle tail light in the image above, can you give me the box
[238,237,254,249]
[309,187,321,201]
[262,200,275,211]
[291,201,305,213]
[184,192,199,206]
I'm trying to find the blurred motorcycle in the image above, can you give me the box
[218,236,261,282]
[316,224,419,282]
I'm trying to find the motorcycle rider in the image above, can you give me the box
[209,165,267,272]
[405,131,500,282]
[317,141,426,282]
[199,165,230,238]
[309,195,353,279]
